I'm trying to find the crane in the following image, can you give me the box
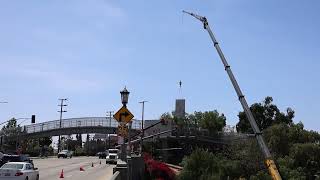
[182,10,282,180]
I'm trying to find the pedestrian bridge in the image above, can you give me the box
[20,117,142,139]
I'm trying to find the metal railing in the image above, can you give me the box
[22,117,142,134]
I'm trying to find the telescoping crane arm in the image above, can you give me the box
[182,10,282,180]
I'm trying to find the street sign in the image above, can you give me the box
[118,124,128,137]
[113,106,134,124]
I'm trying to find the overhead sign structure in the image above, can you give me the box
[118,124,128,137]
[113,106,134,124]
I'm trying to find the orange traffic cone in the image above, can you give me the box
[80,166,85,171]
[91,162,94,167]
[60,169,64,178]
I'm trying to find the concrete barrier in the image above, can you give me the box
[113,160,128,180]
[110,171,120,180]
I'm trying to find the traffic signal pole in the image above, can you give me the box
[183,10,282,180]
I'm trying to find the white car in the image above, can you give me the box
[0,162,39,180]
[106,149,118,164]
[58,150,73,158]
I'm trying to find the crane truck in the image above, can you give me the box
[182,10,282,180]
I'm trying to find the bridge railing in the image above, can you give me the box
[23,117,142,134]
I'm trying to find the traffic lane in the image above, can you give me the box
[32,157,98,171]
[32,157,114,180]
[33,157,102,179]
[65,163,115,180]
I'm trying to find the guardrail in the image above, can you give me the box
[22,117,143,134]
[110,171,120,180]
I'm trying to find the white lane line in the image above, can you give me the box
[66,175,73,178]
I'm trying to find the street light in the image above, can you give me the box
[120,87,129,106]
[119,87,130,161]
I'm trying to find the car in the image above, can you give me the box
[0,155,33,168]
[57,150,72,158]
[97,152,107,159]
[106,149,118,164]
[0,162,39,180]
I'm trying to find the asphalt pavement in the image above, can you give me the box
[32,156,115,180]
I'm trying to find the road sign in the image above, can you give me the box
[118,124,128,137]
[113,106,134,124]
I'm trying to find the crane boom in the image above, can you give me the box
[183,10,282,180]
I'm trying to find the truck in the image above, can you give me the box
[106,149,118,164]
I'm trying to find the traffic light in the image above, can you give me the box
[31,115,35,123]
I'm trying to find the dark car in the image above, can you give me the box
[97,151,107,159]
[0,154,34,167]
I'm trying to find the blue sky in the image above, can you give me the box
[0,0,320,131]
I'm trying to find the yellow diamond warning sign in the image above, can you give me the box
[113,106,134,124]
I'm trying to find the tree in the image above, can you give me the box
[1,118,21,152]
[289,143,320,178]
[23,139,41,156]
[258,121,320,178]
[277,156,306,179]
[179,148,247,180]
[236,97,294,133]
[178,149,221,180]
[187,112,202,127]
[160,112,173,120]
[195,111,226,135]
[263,123,290,157]
[160,112,189,130]
[263,122,320,158]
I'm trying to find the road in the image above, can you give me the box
[32,156,115,180]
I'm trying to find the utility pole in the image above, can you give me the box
[106,111,114,149]
[139,100,148,154]
[86,134,90,155]
[58,98,67,152]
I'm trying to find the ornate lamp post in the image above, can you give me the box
[120,87,129,107]
[119,87,129,161]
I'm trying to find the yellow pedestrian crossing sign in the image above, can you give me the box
[118,124,128,137]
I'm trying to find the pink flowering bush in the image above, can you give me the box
[144,153,176,180]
